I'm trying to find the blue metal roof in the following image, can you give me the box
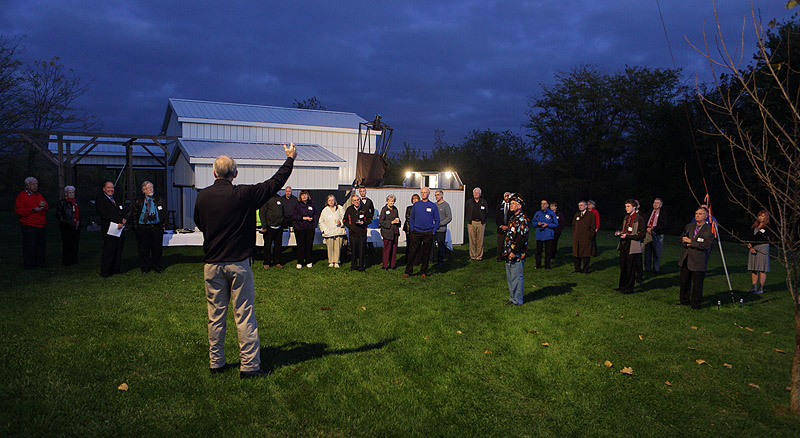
[167,98,367,129]
[177,139,345,162]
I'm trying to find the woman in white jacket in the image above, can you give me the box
[318,194,346,267]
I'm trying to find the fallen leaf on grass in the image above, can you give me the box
[423,336,429,340]
[749,383,760,389]
[541,342,549,347]
[529,330,537,334]
[449,291,456,295]
[723,363,733,368]
[638,335,644,340]
[320,306,331,310]
[619,315,625,319]
[763,331,772,335]
[604,360,613,367]
[734,322,743,328]
[456,330,462,334]
[118,383,128,391]
[620,367,633,375]
[775,349,787,354]
[691,326,698,330]
[664,381,672,386]
[361,306,366,310]
[696,359,711,366]
[745,327,755,332]
[787,386,792,391]
[688,347,696,350]
[484,349,492,354]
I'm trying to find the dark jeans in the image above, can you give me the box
[101,232,125,276]
[21,225,46,268]
[295,228,314,265]
[679,260,705,308]
[434,231,447,265]
[59,222,80,265]
[350,233,366,271]
[552,233,561,260]
[535,239,553,268]
[263,227,283,265]
[405,230,434,275]
[134,225,163,272]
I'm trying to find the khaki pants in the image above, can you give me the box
[325,235,343,264]
[204,259,261,372]
[468,221,485,260]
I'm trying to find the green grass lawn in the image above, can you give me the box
[0,212,797,436]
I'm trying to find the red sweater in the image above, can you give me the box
[15,190,49,227]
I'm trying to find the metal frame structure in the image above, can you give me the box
[0,129,177,204]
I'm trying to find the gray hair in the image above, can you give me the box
[587,200,596,207]
[326,194,338,205]
[141,180,153,189]
[64,185,76,193]
[386,194,396,202]
[435,190,443,196]
[213,155,237,179]
[24,176,38,186]
[473,187,482,195]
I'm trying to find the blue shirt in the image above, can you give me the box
[409,200,440,233]
[138,196,159,225]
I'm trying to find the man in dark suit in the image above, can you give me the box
[96,181,127,277]
[678,207,714,309]
[644,198,668,274]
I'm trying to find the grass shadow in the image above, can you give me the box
[525,282,576,303]
[261,337,397,373]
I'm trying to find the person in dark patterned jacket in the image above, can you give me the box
[503,194,529,306]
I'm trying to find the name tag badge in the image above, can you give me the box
[277,201,281,205]
[308,206,313,210]
[119,205,123,210]
[386,210,391,215]
[157,206,162,210]
[759,229,765,233]
[627,227,633,232]
[697,237,705,242]
[545,214,550,219]
[576,217,580,221]
[427,208,432,212]
[480,206,485,209]
[359,214,364,218]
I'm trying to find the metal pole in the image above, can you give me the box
[714,222,733,291]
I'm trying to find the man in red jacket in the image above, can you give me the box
[15,177,49,269]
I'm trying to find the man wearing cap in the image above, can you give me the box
[504,194,529,306]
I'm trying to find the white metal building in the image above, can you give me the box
[162,98,378,228]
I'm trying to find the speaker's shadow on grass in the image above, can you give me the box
[525,282,576,303]
[260,338,397,373]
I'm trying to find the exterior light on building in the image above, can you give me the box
[405,171,412,178]
[445,171,452,179]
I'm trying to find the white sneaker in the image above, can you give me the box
[306,263,313,268]
[334,263,339,268]
[329,263,334,267]
[296,264,302,269]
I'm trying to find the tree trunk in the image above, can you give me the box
[793,302,800,414]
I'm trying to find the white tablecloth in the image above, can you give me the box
[163,228,450,248]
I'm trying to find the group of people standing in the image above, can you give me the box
[13,177,168,277]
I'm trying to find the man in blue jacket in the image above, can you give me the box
[403,187,440,279]
[532,199,558,269]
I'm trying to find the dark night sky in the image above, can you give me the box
[0,1,792,151]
